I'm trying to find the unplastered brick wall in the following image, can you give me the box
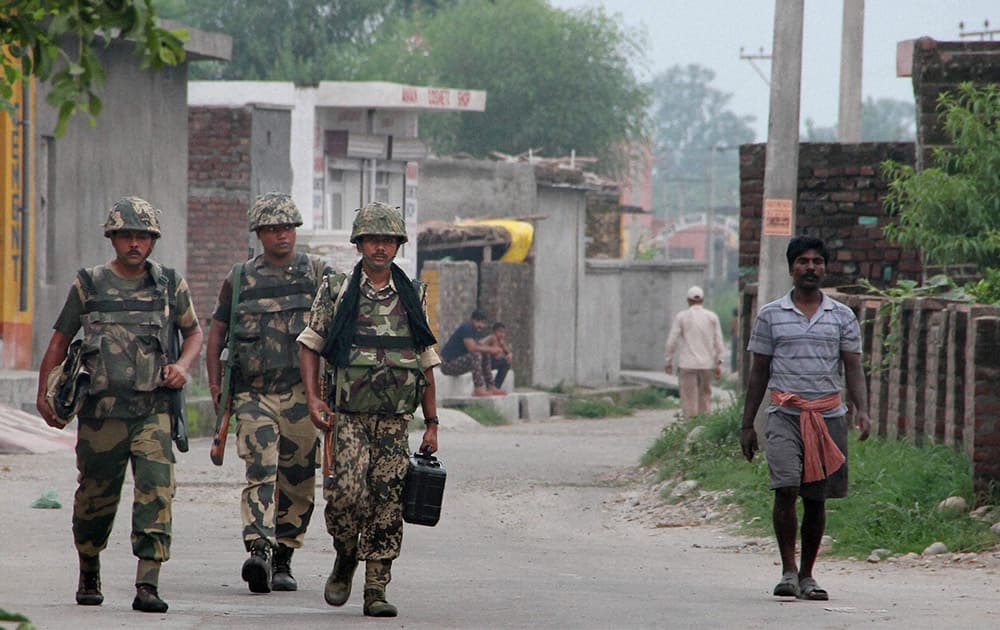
[479,261,534,385]
[585,190,622,259]
[831,292,1000,496]
[739,142,920,290]
[910,37,1000,170]
[421,261,478,348]
[187,106,253,323]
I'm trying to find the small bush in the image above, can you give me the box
[627,387,677,410]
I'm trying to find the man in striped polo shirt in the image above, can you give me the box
[740,235,871,602]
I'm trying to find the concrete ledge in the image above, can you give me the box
[434,367,515,400]
[0,370,39,413]
[517,391,551,421]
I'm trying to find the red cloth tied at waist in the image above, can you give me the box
[770,390,846,484]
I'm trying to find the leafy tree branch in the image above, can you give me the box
[1,0,187,135]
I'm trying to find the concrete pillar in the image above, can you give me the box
[758,0,804,309]
[837,0,865,142]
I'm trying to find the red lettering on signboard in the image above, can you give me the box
[457,91,471,107]
[428,89,449,106]
[337,110,363,122]
[402,87,418,103]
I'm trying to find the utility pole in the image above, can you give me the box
[837,0,865,142]
[706,147,716,294]
[758,0,804,309]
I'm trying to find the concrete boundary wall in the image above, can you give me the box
[619,261,705,371]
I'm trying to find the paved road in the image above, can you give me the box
[2,409,1000,629]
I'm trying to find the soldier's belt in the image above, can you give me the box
[352,334,414,350]
[85,297,166,313]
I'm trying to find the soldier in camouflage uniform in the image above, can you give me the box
[35,197,203,614]
[298,202,440,618]
[206,192,332,594]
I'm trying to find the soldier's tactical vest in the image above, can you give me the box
[78,262,174,396]
[232,254,315,379]
[328,274,428,415]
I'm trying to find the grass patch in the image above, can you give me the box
[626,386,678,410]
[565,397,632,418]
[643,399,1000,557]
[458,404,509,426]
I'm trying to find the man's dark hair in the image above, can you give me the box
[471,309,488,322]
[492,322,506,332]
[786,235,828,271]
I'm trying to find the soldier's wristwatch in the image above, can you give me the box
[424,416,439,426]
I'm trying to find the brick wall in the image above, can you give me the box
[739,142,919,290]
[910,37,1000,169]
[479,261,534,385]
[834,292,1000,496]
[421,261,478,350]
[585,190,621,259]
[187,106,253,323]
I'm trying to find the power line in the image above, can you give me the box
[739,46,772,87]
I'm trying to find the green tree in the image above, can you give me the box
[882,83,1000,271]
[802,97,915,142]
[156,0,453,81]
[359,0,649,174]
[649,64,756,217]
[1,0,186,135]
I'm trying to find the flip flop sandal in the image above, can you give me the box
[797,576,829,601]
[773,571,800,597]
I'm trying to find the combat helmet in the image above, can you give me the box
[103,197,161,238]
[350,202,408,244]
[248,192,303,232]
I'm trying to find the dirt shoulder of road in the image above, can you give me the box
[603,463,1000,574]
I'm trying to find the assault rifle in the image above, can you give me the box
[167,320,189,452]
[210,263,243,466]
[209,345,235,465]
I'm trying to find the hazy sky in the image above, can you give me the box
[549,0,999,140]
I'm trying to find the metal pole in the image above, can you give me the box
[758,0,804,309]
[837,0,865,142]
[707,146,717,295]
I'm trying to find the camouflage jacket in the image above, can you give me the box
[321,272,429,415]
[215,253,330,393]
[66,261,198,419]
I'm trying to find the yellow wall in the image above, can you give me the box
[0,63,34,369]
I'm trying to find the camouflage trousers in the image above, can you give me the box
[323,412,409,560]
[74,412,175,563]
[439,351,491,388]
[235,383,319,550]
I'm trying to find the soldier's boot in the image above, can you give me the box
[132,584,169,613]
[271,544,297,591]
[363,560,397,617]
[75,553,103,606]
[324,550,359,606]
[242,539,272,593]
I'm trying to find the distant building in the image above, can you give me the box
[185,80,486,320]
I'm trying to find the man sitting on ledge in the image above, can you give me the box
[439,310,507,396]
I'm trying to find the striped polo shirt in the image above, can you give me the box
[746,290,862,417]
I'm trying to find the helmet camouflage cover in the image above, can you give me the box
[350,202,408,244]
[248,192,303,232]
[103,196,161,238]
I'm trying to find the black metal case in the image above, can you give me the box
[402,451,447,526]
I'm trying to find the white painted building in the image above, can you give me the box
[188,80,487,273]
